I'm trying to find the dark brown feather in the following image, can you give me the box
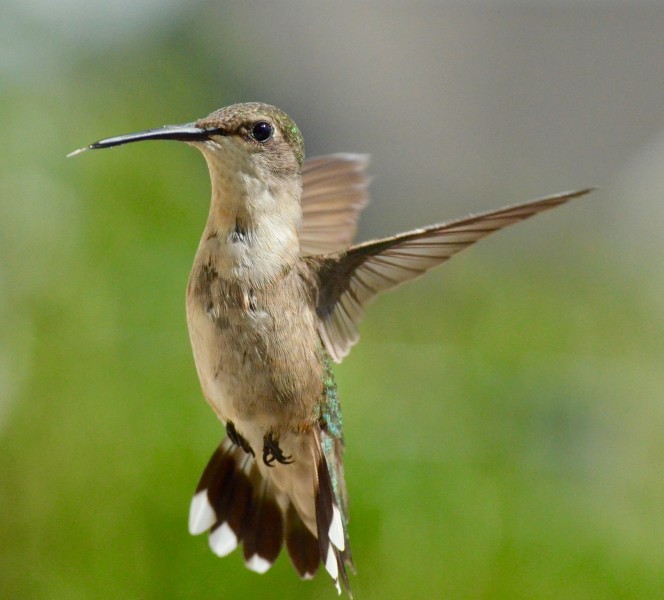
[223,459,254,540]
[285,504,320,579]
[315,446,352,595]
[242,478,284,569]
[195,440,230,495]
[203,443,238,518]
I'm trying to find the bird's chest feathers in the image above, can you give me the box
[198,154,301,286]
[191,272,270,334]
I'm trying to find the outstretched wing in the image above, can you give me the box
[299,154,371,256]
[311,188,594,362]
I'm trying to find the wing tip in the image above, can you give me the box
[547,186,597,201]
[322,152,371,167]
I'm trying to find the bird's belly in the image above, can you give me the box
[185,294,323,432]
[186,301,266,420]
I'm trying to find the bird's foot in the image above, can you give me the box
[226,421,255,456]
[262,432,293,467]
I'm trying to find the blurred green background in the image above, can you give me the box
[2,2,664,598]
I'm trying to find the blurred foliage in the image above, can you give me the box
[2,4,664,600]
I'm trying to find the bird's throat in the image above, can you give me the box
[199,170,301,287]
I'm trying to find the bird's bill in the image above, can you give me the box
[67,123,224,157]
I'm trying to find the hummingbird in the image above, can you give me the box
[69,102,593,595]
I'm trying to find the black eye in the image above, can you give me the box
[251,121,273,143]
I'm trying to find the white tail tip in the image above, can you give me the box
[329,505,345,551]
[324,544,339,581]
[245,553,272,574]
[188,490,216,535]
[208,522,238,557]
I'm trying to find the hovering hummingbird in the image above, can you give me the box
[70,102,592,595]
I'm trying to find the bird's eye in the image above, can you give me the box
[251,121,273,143]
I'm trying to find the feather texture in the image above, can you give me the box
[190,429,353,594]
[311,188,595,362]
[299,154,371,256]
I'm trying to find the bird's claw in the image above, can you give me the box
[226,421,255,456]
[262,432,293,467]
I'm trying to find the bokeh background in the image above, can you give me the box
[2,2,664,598]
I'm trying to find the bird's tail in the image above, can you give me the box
[311,427,353,594]
[187,432,353,595]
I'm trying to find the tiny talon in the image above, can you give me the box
[226,421,255,456]
[263,447,275,467]
[262,432,293,467]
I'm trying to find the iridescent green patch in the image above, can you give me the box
[320,354,343,441]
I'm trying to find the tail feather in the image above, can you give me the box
[224,456,253,541]
[198,439,247,557]
[285,503,320,579]
[204,439,237,520]
[314,431,352,596]
[208,452,253,557]
[189,431,352,595]
[242,477,284,572]
[190,439,284,570]
[188,439,232,535]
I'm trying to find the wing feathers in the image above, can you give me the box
[313,188,594,362]
[300,154,371,256]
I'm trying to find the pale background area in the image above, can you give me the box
[2,2,663,598]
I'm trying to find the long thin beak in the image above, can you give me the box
[67,123,224,157]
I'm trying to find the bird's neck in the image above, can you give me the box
[196,157,302,287]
